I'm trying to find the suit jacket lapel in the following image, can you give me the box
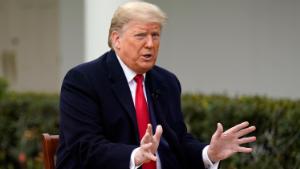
[145,69,168,121]
[106,51,139,141]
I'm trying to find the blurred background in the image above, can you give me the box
[0,0,299,98]
[0,0,299,169]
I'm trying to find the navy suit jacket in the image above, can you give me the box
[56,50,207,169]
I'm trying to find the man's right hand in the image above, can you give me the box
[134,124,163,166]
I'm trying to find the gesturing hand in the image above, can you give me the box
[208,121,256,162]
[134,124,163,166]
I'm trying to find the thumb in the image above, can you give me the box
[153,125,163,141]
[213,123,223,139]
[140,131,151,144]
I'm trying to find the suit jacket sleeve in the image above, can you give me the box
[168,74,207,169]
[58,68,137,169]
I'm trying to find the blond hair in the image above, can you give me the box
[108,1,167,48]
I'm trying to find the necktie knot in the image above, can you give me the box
[134,74,144,84]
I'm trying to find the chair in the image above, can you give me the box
[42,133,59,169]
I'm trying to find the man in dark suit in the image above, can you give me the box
[56,1,256,169]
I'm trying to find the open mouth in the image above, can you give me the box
[143,54,152,58]
[142,54,153,60]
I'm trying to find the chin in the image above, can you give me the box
[136,66,153,74]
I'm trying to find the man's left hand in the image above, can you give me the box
[207,121,256,162]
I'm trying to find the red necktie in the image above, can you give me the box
[134,74,156,169]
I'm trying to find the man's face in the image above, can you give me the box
[113,21,161,74]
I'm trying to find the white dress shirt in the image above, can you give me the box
[115,55,219,169]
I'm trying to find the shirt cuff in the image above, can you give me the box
[130,147,142,169]
[202,145,220,169]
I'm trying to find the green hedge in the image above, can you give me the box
[1,78,300,168]
[182,93,300,169]
[0,79,59,169]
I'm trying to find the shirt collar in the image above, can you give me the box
[116,54,146,83]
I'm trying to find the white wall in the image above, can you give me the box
[59,0,85,82]
[147,0,300,99]
[1,0,299,98]
[84,0,127,61]
[0,0,60,92]
[59,0,128,80]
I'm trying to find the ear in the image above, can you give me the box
[111,31,121,49]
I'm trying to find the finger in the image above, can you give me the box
[237,146,253,153]
[237,126,256,138]
[153,125,163,142]
[140,142,153,150]
[144,151,157,162]
[147,124,153,137]
[138,143,157,163]
[141,132,152,144]
[213,123,223,139]
[237,136,256,145]
[140,143,156,158]
[225,121,249,134]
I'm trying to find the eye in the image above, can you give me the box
[152,32,160,40]
[134,33,147,40]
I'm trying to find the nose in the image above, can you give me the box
[145,35,154,48]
